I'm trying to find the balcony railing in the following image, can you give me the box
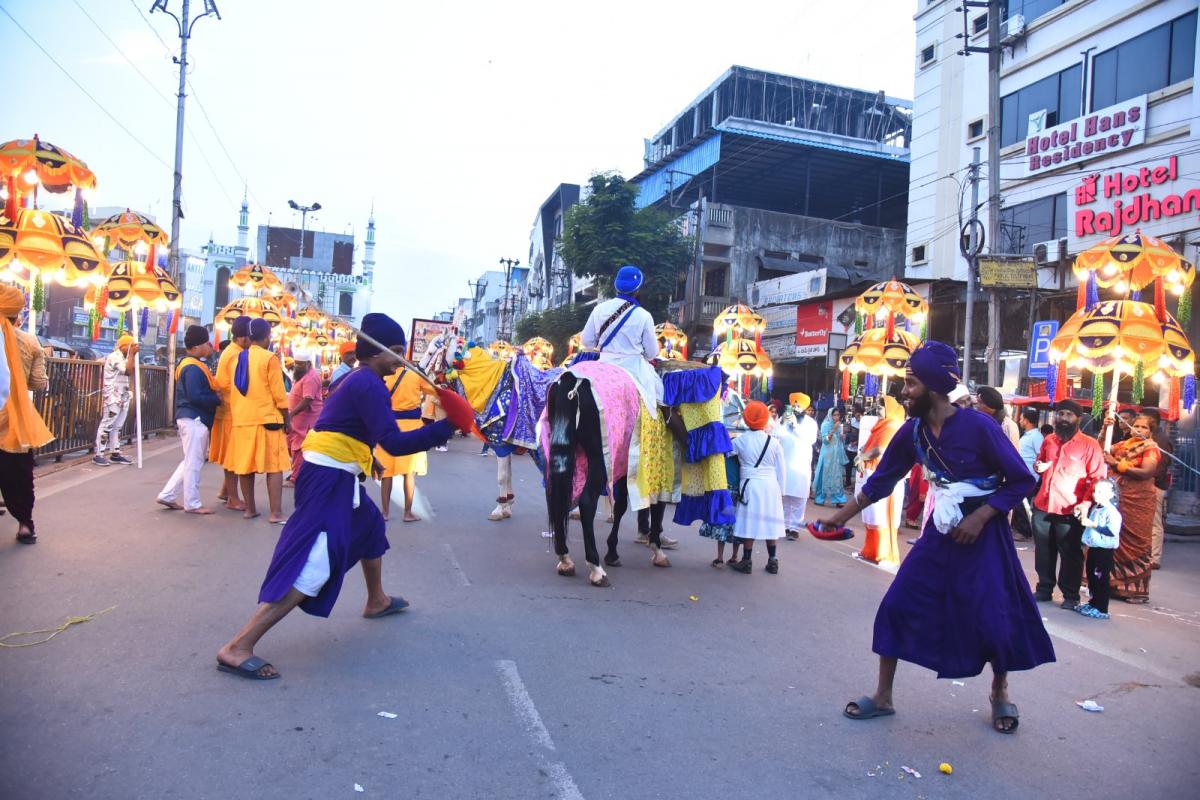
[669,295,732,329]
[707,205,733,227]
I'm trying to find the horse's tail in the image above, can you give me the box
[545,372,578,530]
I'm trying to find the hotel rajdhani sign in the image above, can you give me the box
[978,258,1036,288]
[1073,154,1200,238]
[1024,95,1146,177]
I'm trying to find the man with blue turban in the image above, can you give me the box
[580,264,663,415]
[814,340,1054,735]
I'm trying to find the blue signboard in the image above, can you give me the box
[1028,320,1060,378]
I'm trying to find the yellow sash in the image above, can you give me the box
[0,318,53,452]
[302,429,373,476]
[175,356,217,389]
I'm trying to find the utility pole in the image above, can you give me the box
[963,147,982,384]
[986,0,1002,385]
[468,278,488,342]
[151,0,220,405]
[288,199,322,276]
[498,257,519,341]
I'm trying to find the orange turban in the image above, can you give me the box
[743,400,770,431]
[0,285,54,452]
[339,340,356,356]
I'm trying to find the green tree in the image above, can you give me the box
[558,173,692,321]
[514,303,593,361]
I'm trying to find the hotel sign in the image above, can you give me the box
[1024,95,1145,177]
[1072,154,1200,239]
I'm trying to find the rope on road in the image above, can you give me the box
[0,606,116,648]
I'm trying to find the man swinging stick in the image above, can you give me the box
[216,313,477,680]
[814,341,1054,734]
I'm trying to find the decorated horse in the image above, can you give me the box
[542,360,735,586]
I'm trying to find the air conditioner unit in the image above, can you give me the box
[1033,238,1068,266]
[1000,14,1025,45]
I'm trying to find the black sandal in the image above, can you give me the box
[711,558,724,568]
[990,697,1019,734]
[16,531,37,545]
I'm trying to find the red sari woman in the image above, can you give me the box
[1103,414,1160,604]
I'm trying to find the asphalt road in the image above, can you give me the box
[1,433,1198,799]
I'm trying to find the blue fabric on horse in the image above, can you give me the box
[661,365,723,406]
[500,353,563,450]
[564,351,600,368]
[674,489,735,526]
[685,421,732,463]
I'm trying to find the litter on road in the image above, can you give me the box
[901,766,922,778]
[377,711,398,719]
[1077,700,1104,712]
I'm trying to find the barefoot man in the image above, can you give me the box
[229,318,290,523]
[814,341,1054,734]
[212,316,251,511]
[216,313,477,679]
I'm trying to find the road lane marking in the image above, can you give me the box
[495,659,584,800]
[444,542,471,586]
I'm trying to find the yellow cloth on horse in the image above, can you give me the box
[303,429,373,476]
[376,369,428,478]
[636,406,676,502]
[679,394,728,498]
[209,342,242,467]
[456,346,508,412]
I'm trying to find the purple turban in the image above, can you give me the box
[230,315,251,338]
[909,341,960,395]
[356,313,406,359]
[248,317,272,341]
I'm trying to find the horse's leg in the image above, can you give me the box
[488,454,512,521]
[648,501,671,568]
[577,385,610,587]
[605,478,628,567]
[547,376,576,577]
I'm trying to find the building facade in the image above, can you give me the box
[632,65,912,395]
[909,0,1199,518]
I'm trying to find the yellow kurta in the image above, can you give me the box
[228,344,290,475]
[209,342,242,468]
[376,368,428,478]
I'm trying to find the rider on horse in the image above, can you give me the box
[580,265,663,418]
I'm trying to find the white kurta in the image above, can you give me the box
[776,412,818,529]
[581,297,663,414]
[731,429,787,541]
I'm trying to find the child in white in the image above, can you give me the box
[1075,477,1121,620]
[729,400,787,575]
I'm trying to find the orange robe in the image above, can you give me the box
[375,368,429,478]
[209,342,242,468]
[857,397,906,565]
[228,344,290,475]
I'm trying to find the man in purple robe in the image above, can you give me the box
[216,313,477,680]
[815,341,1054,734]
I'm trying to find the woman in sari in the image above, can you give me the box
[813,408,848,506]
[1102,414,1160,604]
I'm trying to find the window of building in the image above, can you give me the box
[911,244,928,264]
[1091,11,1196,110]
[1000,63,1081,147]
[703,267,727,297]
[1003,0,1066,23]
[972,14,988,35]
[338,291,353,316]
[920,44,936,68]
[214,266,230,310]
[967,117,985,142]
[997,194,1067,254]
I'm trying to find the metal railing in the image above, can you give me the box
[32,358,173,461]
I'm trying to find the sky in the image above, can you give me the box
[1,0,917,327]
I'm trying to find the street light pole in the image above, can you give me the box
[150,0,220,407]
[288,198,322,302]
[498,257,519,341]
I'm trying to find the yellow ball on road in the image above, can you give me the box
[939,762,953,775]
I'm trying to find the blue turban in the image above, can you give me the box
[357,312,406,359]
[249,317,271,341]
[909,340,961,395]
[230,315,251,338]
[614,265,644,295]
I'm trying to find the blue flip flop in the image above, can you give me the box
[216,655,279,680]
[365,596,410,619]
[843,696,895,720]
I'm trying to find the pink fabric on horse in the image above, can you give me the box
[538,361,641,505]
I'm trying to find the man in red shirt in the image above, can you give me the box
[1031,400,1107,609]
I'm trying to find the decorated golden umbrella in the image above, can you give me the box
[521,336,555,369]
[488,340,516,361]
[90,209,168,252]
[838,327,921,400]
[855,278,928,336]
[0,208,108,330]
[229,263,284,297]
[715,337,773,397]
[0,136,97,195]
[215,295,282,329]
[713,303,766,346]
[1048,300,1195,430]
[1072,229,1196,327]
[654,321,688,360]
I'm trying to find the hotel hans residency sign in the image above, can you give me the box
[1024,95,1145,176]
